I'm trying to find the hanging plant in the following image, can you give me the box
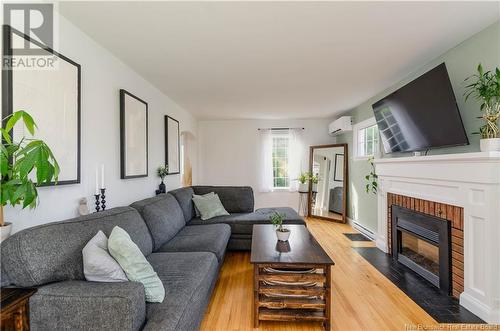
[365,157,378,195]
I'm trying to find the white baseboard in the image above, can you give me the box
[460,292,500,324]
[346,217,376,241]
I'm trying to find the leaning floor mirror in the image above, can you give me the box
[308,144,348,223]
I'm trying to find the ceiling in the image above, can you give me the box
[59,1,499,120]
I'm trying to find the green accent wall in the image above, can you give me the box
[336,21,500,233]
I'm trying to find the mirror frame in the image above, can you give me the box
[307,143,348,223]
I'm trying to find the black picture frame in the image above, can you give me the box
[120,89,148,179]
[165,115,180,175]
[334,154,344,182]
[2,25,81,186]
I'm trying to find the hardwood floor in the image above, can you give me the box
[200,218,437,330]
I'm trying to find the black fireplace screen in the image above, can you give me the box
[392,205,451,294]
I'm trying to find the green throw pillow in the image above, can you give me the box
[192,193,229,220]
[192,192,215,217]
[108,226,165,303]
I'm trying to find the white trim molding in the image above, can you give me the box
[347,217,377,241]
[374,151,500,323]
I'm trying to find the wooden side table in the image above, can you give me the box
[1,288,37,331]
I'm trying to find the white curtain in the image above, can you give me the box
[288,128,304,192]
[259,129,274,192]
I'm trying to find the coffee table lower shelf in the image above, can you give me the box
[253,263,331,330]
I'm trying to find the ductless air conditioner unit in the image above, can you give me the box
[328,116,352,136]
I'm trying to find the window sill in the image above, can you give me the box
[272,187,291,191]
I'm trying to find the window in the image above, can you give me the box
[353,117,379,159]
[272,133,290,189]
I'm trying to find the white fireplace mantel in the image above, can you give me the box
[374,151,500,324]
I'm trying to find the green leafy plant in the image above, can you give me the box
[157,165,168,181]
[269,211,287,232]
[0,111,60,226]
[365,157,378,195]
[310,174,319,184]
[464,64,500,139]
[296,172,309,184]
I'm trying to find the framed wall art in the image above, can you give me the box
[120,89,148,179]
[165,115,180,175]
[2,25,81,185]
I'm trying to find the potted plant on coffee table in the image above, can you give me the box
[269,211,290,241]
[0,110,60,240]
[464,64,500,151]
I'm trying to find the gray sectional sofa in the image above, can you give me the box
[0,185,305,331]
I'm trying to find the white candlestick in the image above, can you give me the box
[101,164,105,189]
[95,167,99,195]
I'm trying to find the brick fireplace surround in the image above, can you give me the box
[374,152,500,324]
[387,193,464,298]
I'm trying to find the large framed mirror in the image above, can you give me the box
[308,144,348,223]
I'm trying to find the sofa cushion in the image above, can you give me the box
[1,207,153,287]
[192,193,230,220]
[130,194,186,250]
[143,252,219,331]
[168,187,196,222]
[30,280,146,331]
[82,230,128,282]
[193,186,254,213]
[109,226,165,303]
[157,224,230,262]
[188,207,305,235]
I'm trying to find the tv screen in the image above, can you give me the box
[372,63,469,153]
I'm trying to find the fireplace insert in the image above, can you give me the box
[392,205,451,294]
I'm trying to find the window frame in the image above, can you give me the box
[353,117,379,161]
[271,132,291,190]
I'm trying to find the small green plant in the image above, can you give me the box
[269,211,287,232]
[310,174,319,184]
[464,64,500,139]
[0,110,60,226]
[365,157,378,195]
[157,165,168,181]
[297,172,309,184]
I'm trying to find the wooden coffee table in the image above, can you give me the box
[250,224,334,330]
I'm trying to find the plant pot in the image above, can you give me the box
[158,181,166,193]
[298,183,308,193]
[0,222,13,242]
[312,183,318,193]
[480,138,500,152]
[276,228,291,241]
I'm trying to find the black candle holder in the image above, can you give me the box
[94,194,101,212]
[100,188,106,211]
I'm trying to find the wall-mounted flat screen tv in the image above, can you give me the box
[372,63,469,153]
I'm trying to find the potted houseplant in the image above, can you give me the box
[365,156,378,195]
[297,172,309,192]
[0,110,59,241]
[464,64,500,151]
[310,174,319,192]
[156,165,168,194]
[269,211,290,241]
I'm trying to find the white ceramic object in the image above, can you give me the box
[0,223,13,242]
[312,183,318,192]
[480,138,500,152]
[298,183,308,192]
[276,228,291,241]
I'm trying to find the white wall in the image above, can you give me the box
[4,15,198,233]
[197,119,336,211]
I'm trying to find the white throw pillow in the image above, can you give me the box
[82,230,128,282]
